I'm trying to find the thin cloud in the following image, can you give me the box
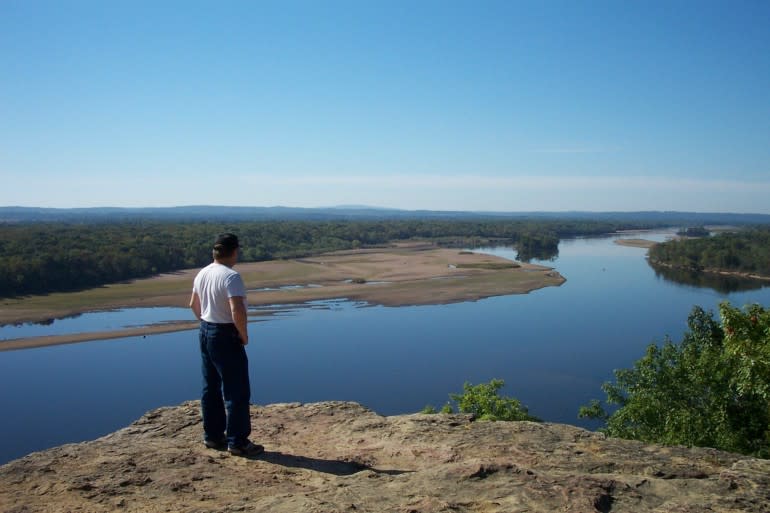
[530,147,613,154]
[242,174,770,192]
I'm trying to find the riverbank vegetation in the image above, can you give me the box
[0,219,659,298]
[580,302,770,458]
[648,227,770,278]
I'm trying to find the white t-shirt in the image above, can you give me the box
[193,262,247,324]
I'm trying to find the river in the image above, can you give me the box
[1,230,768,464]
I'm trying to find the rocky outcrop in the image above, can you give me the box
[1,401,768,512]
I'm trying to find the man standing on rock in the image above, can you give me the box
[190,233,263,457]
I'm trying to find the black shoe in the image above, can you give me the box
[203,437,227,450]
[228,441,265,457]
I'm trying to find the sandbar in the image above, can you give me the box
[614,238,659,249]
[0,242,564,351]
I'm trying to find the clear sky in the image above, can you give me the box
[1,0,769,212]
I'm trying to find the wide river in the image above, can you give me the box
[1,231,769,464]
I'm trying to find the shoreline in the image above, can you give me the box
[0,243,565,351]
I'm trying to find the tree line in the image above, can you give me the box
[0,218,660,298]
[648,227,770,277]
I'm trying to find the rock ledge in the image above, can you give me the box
[1,401,768,512]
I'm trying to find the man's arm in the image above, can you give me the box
[229,296,249,346]
[190,291,201,320]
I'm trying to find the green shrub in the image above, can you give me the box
[449,379,540,421]
[580,302,770,458]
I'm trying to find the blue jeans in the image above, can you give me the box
[199,321,251,447]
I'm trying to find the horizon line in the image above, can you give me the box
[2,205,770,217]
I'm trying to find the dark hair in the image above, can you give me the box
[213,233,239,259]
[213,245,237,259]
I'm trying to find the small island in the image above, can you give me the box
[0,242,564,351]
[648,227,770,282]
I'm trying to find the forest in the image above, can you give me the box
[0,218,658,298]
[648,227,770,278]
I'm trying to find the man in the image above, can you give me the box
[190,233,263,457]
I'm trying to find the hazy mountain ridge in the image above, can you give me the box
[2,206,770,224]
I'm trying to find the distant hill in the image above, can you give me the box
[1,205,769,225]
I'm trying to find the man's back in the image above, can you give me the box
[193,262,246,324]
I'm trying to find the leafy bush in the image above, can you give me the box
[447,379,540,421]
[580,302,770,457]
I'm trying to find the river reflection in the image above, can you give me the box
[0,231,768,465]
[649,263,767,293]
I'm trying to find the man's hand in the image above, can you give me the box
[189,292,201,320]
[229,296,249,346]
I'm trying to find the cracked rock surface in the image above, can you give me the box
[1,401,768,512]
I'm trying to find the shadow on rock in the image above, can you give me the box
[257,451,410,476]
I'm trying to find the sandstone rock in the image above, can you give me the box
[1,401,768,512]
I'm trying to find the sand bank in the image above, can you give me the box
[1,243,564,351]
[614,238,659,249]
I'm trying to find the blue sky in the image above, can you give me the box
[1,1,769,212]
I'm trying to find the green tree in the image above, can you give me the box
[449,379,540,421]
[580,302,770,457]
